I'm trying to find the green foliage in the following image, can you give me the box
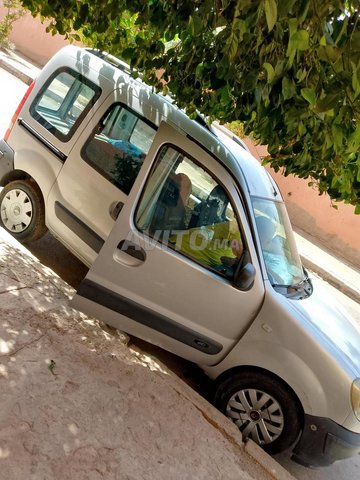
[0,0,25,49]
[20,0,360,210]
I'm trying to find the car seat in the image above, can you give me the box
[150,172,192,233]
[189,185,228,228]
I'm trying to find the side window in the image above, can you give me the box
[82,104,156,195]
[30,68,100,141]
[135,145,243,278]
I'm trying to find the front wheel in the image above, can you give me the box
[214,370,302,455]
[0,179,47,243]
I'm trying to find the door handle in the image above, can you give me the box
[109,201,124,220]
[117,240,146,262]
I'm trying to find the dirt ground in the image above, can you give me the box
[0,229,291,480]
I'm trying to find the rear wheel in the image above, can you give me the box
[214,370,302,455]
[0,179,47,243]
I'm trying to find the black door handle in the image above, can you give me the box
[117,240,146,262]
[109,201,124,220]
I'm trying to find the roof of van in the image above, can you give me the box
[69,46,282,201]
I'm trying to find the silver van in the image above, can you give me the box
[0,45,359,467]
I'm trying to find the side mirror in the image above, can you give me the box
[233,262,256,291]
[302,267,313,296]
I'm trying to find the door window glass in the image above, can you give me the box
[82,104,156,195]
[30,68,100,141]
[135,145,243,278]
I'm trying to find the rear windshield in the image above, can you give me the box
[30,67,101,142]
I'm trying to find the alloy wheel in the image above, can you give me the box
[226,388,284,445]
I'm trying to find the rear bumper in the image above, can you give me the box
[292,414,360,467]
[0,139,15,185]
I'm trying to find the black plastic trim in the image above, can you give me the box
[77,278,223,355]
[291,414,360,467]
[18,119,67,162]
[117,239,146,262]
[0,139,15,185]
[54,201,104,253]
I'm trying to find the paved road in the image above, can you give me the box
[1,66,360,479]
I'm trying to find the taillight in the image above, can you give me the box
[4,80,36,141]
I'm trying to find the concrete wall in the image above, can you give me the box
[2,5,360,269]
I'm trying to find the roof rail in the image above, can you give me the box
[86,49,212,135]
[85,48,133,76]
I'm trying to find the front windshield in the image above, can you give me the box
[252,197,305,288]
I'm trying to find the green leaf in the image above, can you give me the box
[225,21,241,60]
[195,62,204,78]
[189,15,203,36]
[332,124,343,151]
[288,18,298,38]
[220,86,231,104]
[301,87,316,105]
[349,31,360,51]
[355,205,360,215]
[324,45,341,63]
[315,93,340,113]
[282,77,296,100]
[263,62,275,83]
[291,29,309,51]
[286,25,308,66]
[264,0,277,32]
[351,61,360,100]
[273,60,285,78]
[278,0,297,17]
[296,67,307,82]
[298,122,306,135]
[56,20,64,35]
[298,0,310,23]
[349,125,360,152]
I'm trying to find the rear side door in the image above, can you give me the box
[71,122,265,365]
[46,87,157,266]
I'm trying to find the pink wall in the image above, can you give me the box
[0,6,81,66]
[2,5,359,268]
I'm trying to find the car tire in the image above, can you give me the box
[0,179,47,243]
[214,370,302,455]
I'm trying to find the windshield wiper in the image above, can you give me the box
[271,275,313,299]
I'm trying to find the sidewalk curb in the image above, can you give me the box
[0,57,34,85]
[301,255,360,305]
[244,440,296,480]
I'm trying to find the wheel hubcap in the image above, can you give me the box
[226,388,284,445]
[1,188,33,233]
